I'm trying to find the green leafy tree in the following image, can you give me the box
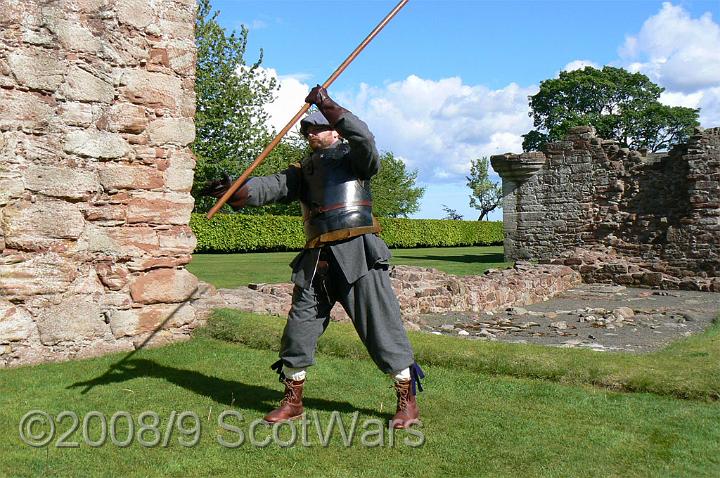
[441,205,463,220]
[522,66,700,153]
[192,0,277,212]
[466,157,502,221]
[371,151,425,218]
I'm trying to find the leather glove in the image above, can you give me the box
[201,171,233,198]
[201,171,250,210]
[304,85,349,126]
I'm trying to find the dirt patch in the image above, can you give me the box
[417,284,720,352]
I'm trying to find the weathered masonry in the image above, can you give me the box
[0,0,200,366]
[492,126,720,291]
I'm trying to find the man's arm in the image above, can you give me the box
[333,112,380,179]
[201,165,302,209]
[305,85,380,179]
[244,165,302,207]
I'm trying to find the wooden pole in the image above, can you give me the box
[206,0,410,219]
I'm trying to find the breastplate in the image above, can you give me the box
[300,143,375,241]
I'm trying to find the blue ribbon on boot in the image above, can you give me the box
[410,362,425,395]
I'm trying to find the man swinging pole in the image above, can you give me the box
[202,0,422,429]
[203,86,424,428]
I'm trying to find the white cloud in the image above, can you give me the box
[253,67,311,134]
[339,75,535,184]
[562,60,598,72]
[619,2,720,93]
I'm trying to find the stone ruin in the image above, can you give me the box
[2,1,717,369]
[0,0,201,367]
[491,126,720,292]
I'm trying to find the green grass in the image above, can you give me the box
[187,246,510,288]
[203,310,720,402]
[1,327,719,477]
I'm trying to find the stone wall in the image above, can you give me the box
[0,0,200,367]
[492,126,720,290]
[193,263,583,326]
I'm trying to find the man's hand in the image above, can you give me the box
[304,84,348,125]
[201,171,250,209]
[201,171,233,198]
[304,85,330,107]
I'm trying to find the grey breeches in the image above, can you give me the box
[279,248,415,374]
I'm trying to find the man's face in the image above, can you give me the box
[305,125,339,150]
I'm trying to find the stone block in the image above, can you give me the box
[0,89,54,131]
[167,43,196,76]
[157,225,197,255]
[0,252,77,297]
[129,268,198,304]
[126,255,192,272]
[48,19,102,52]
[163,167,194,192]
[82,204,127,225]
[25,165,99,199]
[117,0,155,30]
[2,199,85,249]
[0,171,24,207]
[64,130,131,159]
[98,163,163,190]
[120,70,182,109]
[60,66,115,103]
[641,272,664,287]
[8,50,65,91]
[147,118,195,146]
[95,262,130,291]
[126,191,194,225]
[159,20,194,41]
[0,301,37,342]
[85,224,159,258]
[35,297,108,345]
[59,102,96,127]
[167,149,196,170]
[107,309,137,338]
[137,303,196,333]
[97,103,148,133]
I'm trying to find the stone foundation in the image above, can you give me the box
[0,0,199,367]
[193,264,582,328]
[547,245,720,292]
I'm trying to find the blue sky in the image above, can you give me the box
[208,0,720,220]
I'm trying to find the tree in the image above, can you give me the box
[466,157,502,221]
[522,66,700,153]
[371,151,425,218]
[192,0,278,213]
[441,205,463,220]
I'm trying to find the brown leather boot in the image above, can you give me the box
[391,379,420,429]
[263,378,305,423]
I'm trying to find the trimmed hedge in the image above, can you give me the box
[190,213,503,253]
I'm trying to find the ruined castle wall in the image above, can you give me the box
[0,0,200,367]
[504,139,597,259]
[494,127,720,290]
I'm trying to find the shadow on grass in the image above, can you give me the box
[66,358,387,419]
[398,253,507,264]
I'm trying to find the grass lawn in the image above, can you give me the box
[187,246,509,288]
[1,311,719,477]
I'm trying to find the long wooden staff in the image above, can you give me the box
[207,0,410,219]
